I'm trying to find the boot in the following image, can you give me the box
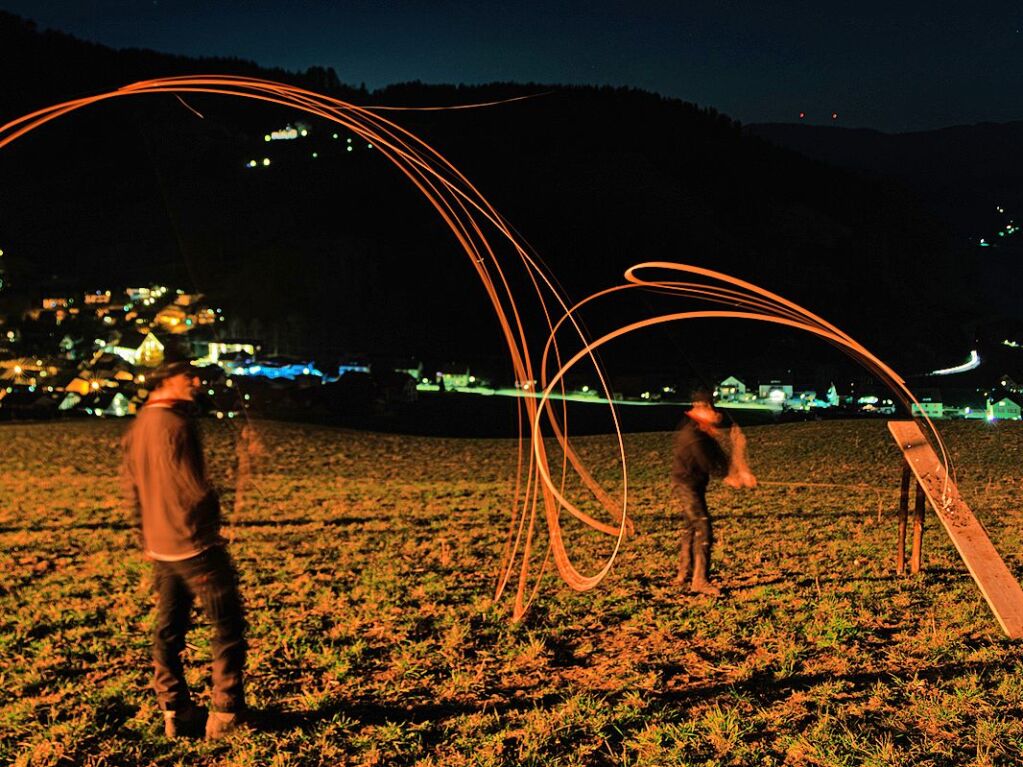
[163,703,205,739]
[206,710,248,740]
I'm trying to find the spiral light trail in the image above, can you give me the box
[0,76,951,620]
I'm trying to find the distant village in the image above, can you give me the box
[0,282,1020,423]
[0,284,436,421]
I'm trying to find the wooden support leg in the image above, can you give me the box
[911,482,926,574]
[897,464,910,575]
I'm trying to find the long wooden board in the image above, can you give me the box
[888,420,1023,638]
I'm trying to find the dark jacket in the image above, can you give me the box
[671,417,729,489]
[121,399,223,558]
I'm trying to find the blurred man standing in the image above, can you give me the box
[121,359,248,739]
[671,389,757,596]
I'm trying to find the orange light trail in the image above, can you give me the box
[0,76,953,620]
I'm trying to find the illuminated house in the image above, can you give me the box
[438,363,472,390]
[264,122,309,141]
[209,339,261,364]
[125,286,169,302]
[61,390,133,417]
[107,330,165,367]
[790,389,822,410]
[336,355,372,378]
[758,381,793,406]
[155,293,216,332]
[988,397,1021,421]
[716,376,746,402]
[910,388,944,419]
[154,304,189,333]
[83,291,111,305]
[64,376,94,396]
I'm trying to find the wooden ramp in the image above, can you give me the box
[888,420,1023,638]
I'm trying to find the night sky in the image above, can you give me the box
[2,1,1020,132]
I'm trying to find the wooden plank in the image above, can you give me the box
[888,420,1023,638]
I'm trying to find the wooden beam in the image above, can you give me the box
[888,421,1023,639]
[897,464,910,575]
[911,482,925,574]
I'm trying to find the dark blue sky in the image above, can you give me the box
[3,1,1020,132]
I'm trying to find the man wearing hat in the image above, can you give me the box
[671,389,757,596]
[121,357,248,739]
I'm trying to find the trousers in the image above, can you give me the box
[151,545,247,713]
[672,483,714,581]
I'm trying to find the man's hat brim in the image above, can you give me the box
[148,359,199,386]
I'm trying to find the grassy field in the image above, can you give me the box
[2,417,1023,766]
